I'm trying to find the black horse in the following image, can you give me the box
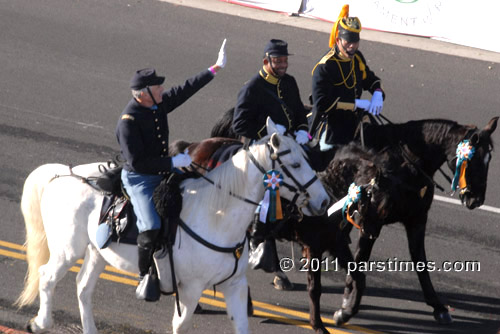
[330,116,498,328]
[209,108,498,332]
[276,143,411,334]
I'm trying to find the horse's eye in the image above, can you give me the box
[291,162,301,169]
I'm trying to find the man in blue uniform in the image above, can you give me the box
[232,39,309,290]
[232,39,310,146]
[116,39,227,299]
[309,5,385,167]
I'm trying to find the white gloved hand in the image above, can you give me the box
[215,38,227,68]
[274,123,286,135]
[354,99,370,111]
[294,130,309,145]
[172,149,192,168]
[368,91,384,115]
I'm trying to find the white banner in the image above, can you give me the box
[225,0,302,14]
[224,0,499,53]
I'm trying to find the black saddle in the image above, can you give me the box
[96,171,187,249]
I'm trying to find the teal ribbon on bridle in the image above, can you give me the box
[342,182,362,229]
[451,140,475,192]
[259,170,284,222]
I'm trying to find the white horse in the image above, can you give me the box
[16,120,330,334]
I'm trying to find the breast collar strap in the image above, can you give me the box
[177,218,246,287]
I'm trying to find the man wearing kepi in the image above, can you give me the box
[116,39,227,300]
[232,39,309,290]
[309,5,385,167]
[232,39,310,146]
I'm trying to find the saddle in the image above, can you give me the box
[95,140,243,249]
[95,172,186,249]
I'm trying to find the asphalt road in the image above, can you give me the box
[1,0,499,333]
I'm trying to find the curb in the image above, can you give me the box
[0,325,29,334]
[160,0,500,63]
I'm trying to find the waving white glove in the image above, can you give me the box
[355,99,370,111]
[368,91,384,115]
[215,38,227,68]
[274,123,286,135]
[172,149,192,168]
[294,130,309,145]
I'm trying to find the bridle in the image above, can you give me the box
[340,179,380,240]
[172,137,319,293]
[246,140,319,214]
[448,129,492,203]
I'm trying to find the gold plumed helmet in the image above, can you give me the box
[329,5,362,48]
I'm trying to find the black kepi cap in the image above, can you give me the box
[130,68,165,90]
[264,39,292,57]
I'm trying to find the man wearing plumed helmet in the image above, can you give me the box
[309,5,385,169]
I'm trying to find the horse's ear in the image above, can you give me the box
[270,133,281,150]
[470,133,479,145]
[484,116,499,135]
[266,117,278,135]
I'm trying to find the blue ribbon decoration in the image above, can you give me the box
[259,170,284,223]
[342,183,362,225]
[451,140,475,191]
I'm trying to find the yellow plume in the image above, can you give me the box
[329,4,349,48]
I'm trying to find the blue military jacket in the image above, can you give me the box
[232,67,308,140]
[116,69,214,175]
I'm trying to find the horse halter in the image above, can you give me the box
[450,129,491,202]
[451,139,475,196]
[247,141,319,212]
[340,179,379,240]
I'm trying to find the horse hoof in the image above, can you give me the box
[26,318,37,333]
[273,276,294,291]
[194,303,203,314]
[333,309,350,327]
[313,326,330,334]
[434,310,453,324]
[247,301,254,317]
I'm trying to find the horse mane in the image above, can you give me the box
[210,107,239,139]
[365,118,468,152]
[181,148,248,219]
[320,142,405,196]
[320,143,380,196]
[181,133,302,220]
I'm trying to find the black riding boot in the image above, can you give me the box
[136,229,161,301]
[248,214,279,273]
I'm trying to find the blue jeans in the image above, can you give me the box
[121,169,163,233]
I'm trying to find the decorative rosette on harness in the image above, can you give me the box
[342,182,362,229]
[259,170,284,223]
[451,140,475,193]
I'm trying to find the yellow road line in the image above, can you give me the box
[1,240,384,334]
[0,248,26,260]
[0,240,25,251]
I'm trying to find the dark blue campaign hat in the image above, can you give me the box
[264,39,292,57]
[130,68,165,90]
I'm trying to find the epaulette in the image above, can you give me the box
[311,49,336,76]
[121,114,135,121]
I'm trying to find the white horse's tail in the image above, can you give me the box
[16,164,66,307]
